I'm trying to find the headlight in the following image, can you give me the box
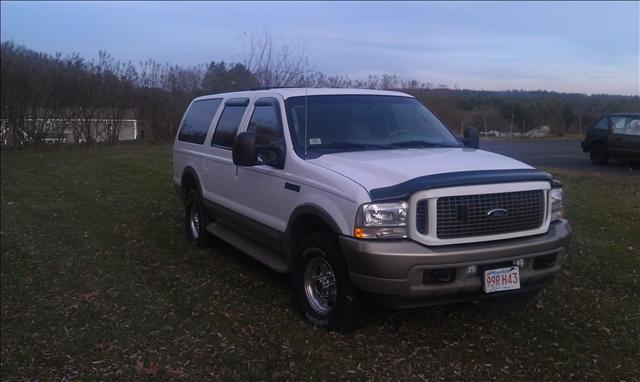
[354,201,408,239]
[550,188,564,221]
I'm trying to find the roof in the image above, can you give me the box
[193,88,413,102]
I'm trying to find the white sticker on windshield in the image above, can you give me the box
[309,138,322,145]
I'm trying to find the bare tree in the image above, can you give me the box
[136,60,205,142]
[3,40,639,147]
[0,43,63,144]
[22,53,65,144]
[243,29,310,87]
[74,60,102,146]
[93,52,138,144]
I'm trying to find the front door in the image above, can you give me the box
[232,96,297,253]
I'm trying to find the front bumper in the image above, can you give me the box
[339,219,571,303]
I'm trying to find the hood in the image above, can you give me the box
[308,148,533,191]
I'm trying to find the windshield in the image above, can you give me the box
[284,95,461,157]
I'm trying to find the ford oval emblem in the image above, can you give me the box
[487,208,509,220]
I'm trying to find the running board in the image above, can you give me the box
[206,222,289,273]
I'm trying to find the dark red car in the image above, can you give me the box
[581,113,640,165]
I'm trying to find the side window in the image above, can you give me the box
[177,98,222,144]
[592,117,609,131]
[247,102,284,163]
[211,100,248,148]
[611,116,640,136]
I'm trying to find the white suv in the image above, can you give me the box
[172,88,571,331]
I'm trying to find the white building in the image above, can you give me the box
[1,109,138,145]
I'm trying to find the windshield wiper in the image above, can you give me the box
[390,140,461,148]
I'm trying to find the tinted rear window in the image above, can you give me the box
[177,98,222,144]
[211,105,248,148]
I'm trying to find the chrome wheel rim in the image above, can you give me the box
[189,204,200,239]
[304,256,337,314]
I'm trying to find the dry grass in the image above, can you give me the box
[1,144,639,380]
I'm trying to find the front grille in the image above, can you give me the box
[416,200,429,234]
[430,190,545,239]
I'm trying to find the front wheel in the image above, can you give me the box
[292,233,363,332]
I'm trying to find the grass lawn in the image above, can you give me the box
[1,144,639,381]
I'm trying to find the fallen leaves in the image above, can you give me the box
[136,359,160,376]
[2,146,640,381]
[81,290,100,303]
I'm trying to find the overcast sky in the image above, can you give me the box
[1,1,639,95]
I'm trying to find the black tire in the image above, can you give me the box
[292,232,363,332]
[589,143,609,165]
[184,190,214,247]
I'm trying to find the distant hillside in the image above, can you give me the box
[2,41,639,145]
[406,88,639,136]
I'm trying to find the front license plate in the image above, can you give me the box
[483,266,520,293]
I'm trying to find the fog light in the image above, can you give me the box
[533,253,557,270]
[423,268,456,284]
[465,265,478,278]
[514,259,525,268]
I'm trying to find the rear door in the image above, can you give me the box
[202,97,251,206]
[609,115,640,160]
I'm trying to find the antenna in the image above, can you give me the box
[304,87,308,159]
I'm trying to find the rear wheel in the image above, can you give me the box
[589,143,609,165]
[292,232,363,332]
[184,190,214,247]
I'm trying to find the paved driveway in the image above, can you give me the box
[481,139,638,175]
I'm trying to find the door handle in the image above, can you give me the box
[284,182,300,192]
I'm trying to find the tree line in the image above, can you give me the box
[1,39,638,146]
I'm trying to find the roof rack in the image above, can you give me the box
[244,86,304,91]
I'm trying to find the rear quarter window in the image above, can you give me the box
[178,98,222,144]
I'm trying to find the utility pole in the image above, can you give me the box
[578,114,582,136]
[510,113,514,137]
[483,115,488,136]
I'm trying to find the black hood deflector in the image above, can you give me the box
[369,169,557,201]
